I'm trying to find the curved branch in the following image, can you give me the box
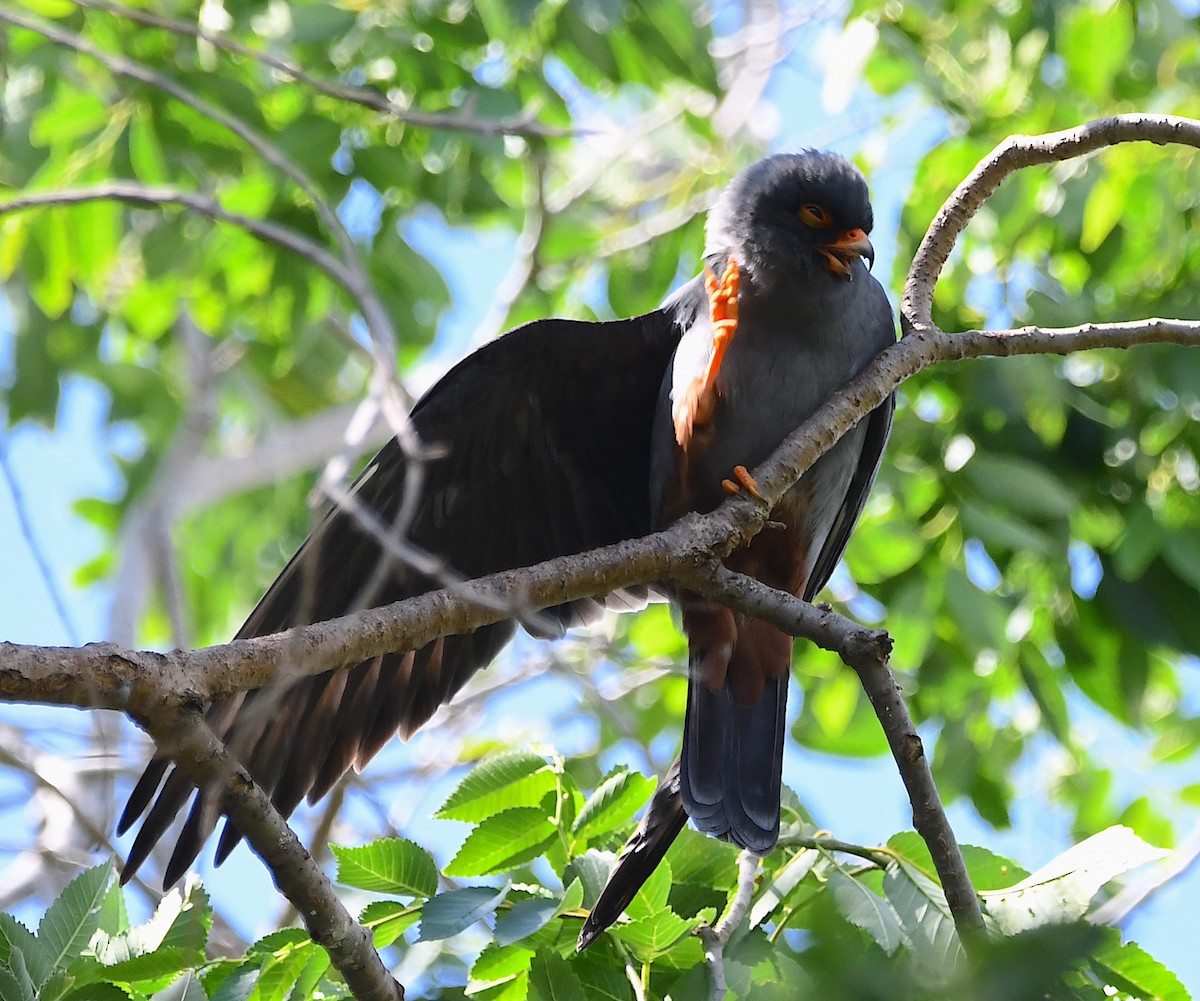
[0,7,399,372]
[903,114,1200,332]
[0,184,355,292]
[683,564,985,944]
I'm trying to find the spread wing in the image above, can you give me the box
[119,310,682,887]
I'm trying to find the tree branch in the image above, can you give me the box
[136,708,403,1000]
[903,114,1200,333]
[0,184,356,297]
[70,0,578,139]
[697,851,761,1001]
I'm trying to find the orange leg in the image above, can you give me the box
[700,258,740,391]
[673,258,740,448]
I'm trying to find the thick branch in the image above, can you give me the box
[138,709,402,1000]
[3,314,1199,715]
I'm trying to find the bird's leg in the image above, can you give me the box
[673,258,740,448]
[700,257,740,395]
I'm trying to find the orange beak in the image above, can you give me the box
[819,228,874,282]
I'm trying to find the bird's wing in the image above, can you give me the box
[119,310,682,887]
[803,394,894,602]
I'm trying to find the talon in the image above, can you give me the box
[731,464,766,504]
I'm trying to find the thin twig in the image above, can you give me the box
[0,433,79,645]
[0,184,355,292]
[468,149,550,350]
[70,0,578,139]
[697,851,760,1001]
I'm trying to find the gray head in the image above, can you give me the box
[705,151,876,286]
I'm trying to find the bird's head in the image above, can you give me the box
[705,150,876,286]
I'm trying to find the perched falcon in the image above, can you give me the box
[118,150,895,946]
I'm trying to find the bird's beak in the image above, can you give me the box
[818,229,874,282]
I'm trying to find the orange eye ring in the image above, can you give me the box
[799,203,832,227]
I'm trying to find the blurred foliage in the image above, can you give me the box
[2,0,1200,996]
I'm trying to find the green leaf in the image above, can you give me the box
[962,454,1075,521]
[0,915,42,977]
[749,848,817,928]
[493,897,556,948]
[1090,934,1190,1001]
[38,863,112,980]
[981,826,1167,935]
[468,942,534,994]
[825,866,907,955]
[888,832,1029,892]
[436,750,560,822]
[493,880,582,947]
[625,859,671,919]
[247,942,316,1001]
[417,885,511,942]
[359,901,420,949]
[444,807,557,877]
[562,851,614,911]
[150,970,209,1001]
[1080,172,1126,254]
[0,951,36,1001]
[95,880,129,937]
[331,838,439,897]
[562,950,633,1001]
[62,984,133,1001]
[610,908,697,960]
[527,949,586,1001]
[571,769,657,846]
[882,860,964,972]
[96,948,189,985]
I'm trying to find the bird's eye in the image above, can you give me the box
[799,203,832,228]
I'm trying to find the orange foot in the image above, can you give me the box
[720,464,766,503]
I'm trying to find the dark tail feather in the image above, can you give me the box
[577,759,687,952]
[680,673,787,855]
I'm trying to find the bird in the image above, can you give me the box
[580,153,894,946]
[116,151,896,946]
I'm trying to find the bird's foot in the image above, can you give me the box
[704,257,740,344]
[721,464,767,504]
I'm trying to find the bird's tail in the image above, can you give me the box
[577,759,687,951]
[680,606,789,854]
